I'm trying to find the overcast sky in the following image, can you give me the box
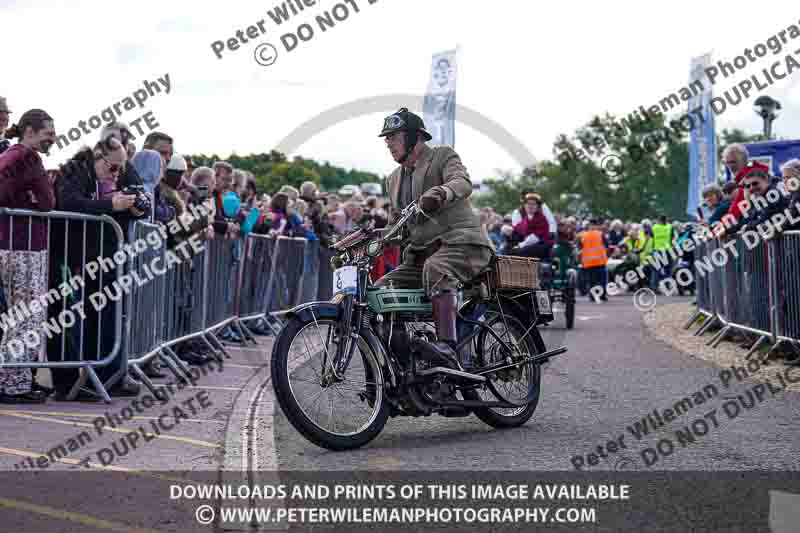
[3,0,800,184]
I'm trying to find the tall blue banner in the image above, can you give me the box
[687,53,718,219]
[423,48,458,147]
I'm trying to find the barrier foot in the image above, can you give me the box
[763,339,790,365]
[163,347,192,376]
[236,319,258,346]
[65,371,89,402]
[201,334,224,359]
[129,363,160,398]
[709,326,731,347]
[684,310,702,330]
[84,367,112,404]
[695,315,718,337]
[159,347,192,384]
[207,332,231,360]
[745,336,768,360]
[226,320,249,347]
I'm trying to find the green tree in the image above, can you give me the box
[184,151,382,195]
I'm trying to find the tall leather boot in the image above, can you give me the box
[433,290,458,346]
[412,291,461,369]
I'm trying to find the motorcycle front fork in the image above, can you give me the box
[328,294,363,382]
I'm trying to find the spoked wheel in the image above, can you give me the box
[463,307,544,428]
[271,317,389,450]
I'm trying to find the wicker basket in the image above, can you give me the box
[488,256,540,290]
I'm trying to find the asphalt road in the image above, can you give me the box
[267,296,800,472]
[2,295,799,532]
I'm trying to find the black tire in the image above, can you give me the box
[271,317,389,451]
[464,309,545,429]
[565,288,576,330]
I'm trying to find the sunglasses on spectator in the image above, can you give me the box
[744,182,762,189]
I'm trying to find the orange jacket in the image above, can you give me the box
[579,230,608,268]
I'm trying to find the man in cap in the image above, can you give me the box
[0,97,11,154]
[377,107,494,369]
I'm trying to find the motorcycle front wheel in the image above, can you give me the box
[271,317,389,451]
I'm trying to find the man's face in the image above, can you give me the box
[724,152,746,175]
[216,169,233,193]
[704,193,719,208]
[744,176,768,197]
[31,120,57,155]
[433,60,451,89]
[783,170,800,193]
[384,131,406,163]
[0,111,9,133]
[152,140,173,165]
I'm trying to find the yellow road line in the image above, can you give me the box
[0,409,224,424]
[0,496,161,533]
[0,411,220,449]
[0,445,131,471]
[0,446,195,484]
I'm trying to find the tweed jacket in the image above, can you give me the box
[386,144,492,250]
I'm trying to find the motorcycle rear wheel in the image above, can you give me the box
[463,308,544,428]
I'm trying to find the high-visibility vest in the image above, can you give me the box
[653,223,672,251]
[579,230,608,268]
[638,231,654,264]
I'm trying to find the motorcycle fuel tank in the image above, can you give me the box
[366,288,432,314]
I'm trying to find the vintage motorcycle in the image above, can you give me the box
[270,202,568,450]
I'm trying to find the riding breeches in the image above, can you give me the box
[374,242,493,296]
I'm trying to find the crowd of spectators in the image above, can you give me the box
[0,101,401,404]
[2,97,800,404]
[479,142,800,313]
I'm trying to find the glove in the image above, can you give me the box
[420,187,448,215]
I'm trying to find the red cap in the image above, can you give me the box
[734,161,770,183]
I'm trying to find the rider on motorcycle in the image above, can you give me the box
[376,108,495,368]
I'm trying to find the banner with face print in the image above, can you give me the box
[423,48,458,147]
[687,53,718,219]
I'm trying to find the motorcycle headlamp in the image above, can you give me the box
[330,255,345,270]
[366,240,382,257]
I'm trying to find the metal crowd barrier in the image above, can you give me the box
[125,224,265,396]
[686,229,800,362]
[1,207,357,402]
[778,232,800,341]
[0,208,125,402]
[238,233,275,322]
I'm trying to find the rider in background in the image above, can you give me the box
[512,189,557,243]
[508,193,553,259]
[376,108,494,368]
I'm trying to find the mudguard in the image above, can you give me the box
[275,301,340,323]
[275,300,396,387]
[501,292,552,327]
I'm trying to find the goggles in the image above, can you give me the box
[382,114,405,131]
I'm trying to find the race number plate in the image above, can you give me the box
[535,290,552,315]
[333,266,358,295]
